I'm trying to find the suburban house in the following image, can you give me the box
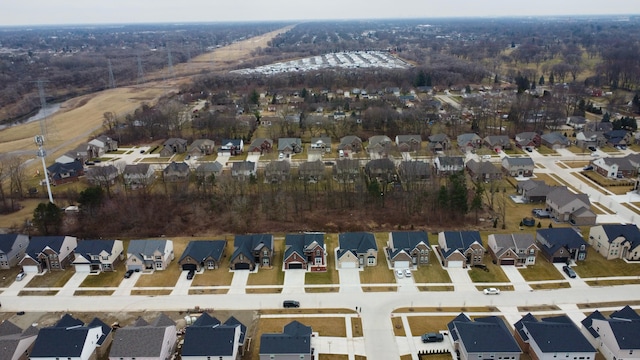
[536,228,588,263]
[230,234,274,271]
[484,135,512,152]
[604,130,632,147]
[487,233,539,266]
[541,132,571,149]
[126,239,174,272]
[123,163,155,189]
[591,155,640,179]
[247,138,274,155]
[502,157,535,177]
[567,116,588,129]
[109,314,176,360]
[87,317,114,359]
[428,133,450,152]
[219,139,244,156]
[309,136,332,153]
[337,232,378,268]
[231,161,256,180]
[160,138,188,156]
[457,133,482,152]
[514,314,595,360]
[58,144,88,164]
[364,158,396,182]
[30,314,105,360]
[576,131,606,149]
[46,159,85,185]
[588,224,640,261]
[87,135,118,159]
[337,135,363,153]
[516,180,560,203]
[179,240,227,271]
[515,132,541,150]
[260,321,314,360]
[448,313,522,360]
[195,161,224,180]
[0,233,29,269]
[278,138,303,155]
[187,139,216,157]
[72,239,124,273]
[437,231,485,268]
[283,233,327,271]
[585,121,614,132]
[581,306,640,360]
[19,236,77,273]
[333,159,361,182]
[162,161,190,182]
[298,160,326,182]
[396,135,422,152]
[434,156,465,175]
[546,187,596,225]
[0,320,38,360]
[86,165,119,186]
[398,160,431,182]
[367,135,393,155]
[264,160,291,183]
[386,231,430,269]
[466,159,503,182]
[182,313,246,360]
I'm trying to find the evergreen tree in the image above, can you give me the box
[33,202,63,235]
[539,75,545,85]
[249,89,259,105]
[549,73,555,84]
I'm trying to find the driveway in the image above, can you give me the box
[500,266,532,292]
[396,271,418,293]
[338,269,362,293]
[228,270,249,294]
[171,270,195,296]
[112,271,142,296]
[246,153,261,164]
[57,272,90,296]
[282,269,306,294]
[446,268,475,291]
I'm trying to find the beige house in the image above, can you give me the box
[588,224,640,261]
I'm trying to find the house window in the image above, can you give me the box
[316,249,321,256]
[263,249,269,257]
[155,262,162,269]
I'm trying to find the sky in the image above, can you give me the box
[1,0,638,26]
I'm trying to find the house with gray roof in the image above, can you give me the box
[364,158,396,182]
[126,239,174,272]
[437,231,485,268]
[395,135,422,152]
[448,313,522,360]
[188,139,216,157]
[337,232,378,268]
[229,234,274,271]
[264,160,291,183]
[545,187,596,225]
[109,314,176,360]
[333,159,361,183]
[567,116,588,129]
[260,321,314,360]
[278,138,303,155]
[541,132,570,149]
[516,180,560,203]
[487,233,539,266]
[588,224,640,261]
[160,138,188,156]
[515,314,595,360]
[72,239,124,273]
[178,240,227,271]
[19,236,77,274]
[87,134,118,158]
[457,133,482,152]
[309,136,332,153]
[585,121,614,132]
[515,132,541,149]
[536,228,588,263]
[283,233,326,271]
[0,319,38,360]
[398,160,431,182]
[123,163,155,189]
[576,131,606,149]
[0,233,29,270]
[298,160,326,182]
[428,133,450,152]
[182,313,246,360]
[581,305,640,360]
[591,155,639,179]
[466,159,502,182]
[337,135,363,153]
[219,139,244,156]
[501,157,535,177]
[163,161,190,182]
[484,135,512,151]
[231,161,256,179]
[367,135,393,155]
[434,156,464,175]
[31,314,104,360]
[195,161,224,180]
[247,138,274,155]
[386,231,430,268]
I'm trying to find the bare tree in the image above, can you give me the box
[7,156,26,210]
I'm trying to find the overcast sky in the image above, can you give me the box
[1,0,638,26]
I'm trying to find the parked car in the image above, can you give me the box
[395,269,404,278]
[15,272,26,281]
[421,332,444,343]
[124,269,134,278]
[283,300,300,308]
[186,269,195,280]
[483,287,501,295]
[404,269,412,277]
[563,265,577,278]
[532,209,551,218]
[525,147,533,152]
[588,146,597,152]
[583,165,593,171]
[474,264,489,272]
[591,152,599,157]
[140,149,145,154]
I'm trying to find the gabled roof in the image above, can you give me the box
[231,161,255,172]
[127,239,170,257]
[248,137,273,149]
[541,132,570,145]
[163,161,190,174]
[224,316,247,344]
[338,232,377,253]
[109,314,175,358]
[436,156,464,167]
[457,133,481,144]
[466,159,501,174]
[429,133,449,142]
[189,139,215,151]
[299,160,325,173]
[277,138,302,151]
[396,134,422,144]
[55,314,84,328]
[123,163,151,175]
[0,234,25,253]
[517,314,594,353]
[31,315,104,358]
[260,320,312,355]
[0,320,23,336]
[153,313,176,327]
[389,231,428,253]
[196,161,224,174]
[25,236,69,258]
[399,161,430,177]
[581,310,606,338]
[536,228,587,252]
[340,135,362,145]
[163,137,187,146]
[440,231,482,257]
[547,187,590,209]
[179,240,226,263]
[74,239,117,261]
[368,135,392,146]
[490,233,536,257]
[365,158,395,172]
[285,233,325,260]
[182,326,239,357]
[47,159,83,177]
[611,305,640,320]
[87,317,112,346]
[221,139,242,147]
[232,234,274,263]
[191,313,221,327]
[449,314,521,353]
[503,157,535,167]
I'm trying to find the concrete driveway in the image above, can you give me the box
[338,269,362,293]
[396,270,418,293]
[446,268,475,291]
[282,269,306,294]
[228,270,249,294]
[171,270,195,296]
[57,272,90,296]
[500,266,532,291]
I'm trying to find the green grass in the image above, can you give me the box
[468,254,510,283]
[413,252,452,283]
[536,146,557,155]
[247,239,285,286]
[359,234,395,284]
[518,257,564,281]
[574,247,640,278]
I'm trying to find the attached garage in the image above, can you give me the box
[234,263,251,270]
[552,257,568,263]
[21,265,41,273]
[287,263,304,269]
[339,261,357,269]
[181,263,197,271]
[499,259,515,265]
[447,260,464,268]
[128,264,143,272]
[393,261,410,269]
[74,264,91,273]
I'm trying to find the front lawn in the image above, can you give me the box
[80,257,128,288]
[25,269,75,288]
[359,234,395,284]
[573,247,640,278]
[247,239,285,286]
[305,234,339,285]
[518,257,564,281]
[407,315,456,335]
[412,252,452,284]
[134,236,193,288]
[468,254,509,283]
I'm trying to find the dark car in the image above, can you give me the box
[421,332,444,343]
[588,146,597,151]
[283,300,300,308]
[186,269,195,280]
[124,269,134,278]
[583,165,593,171]
[563,265,577,278]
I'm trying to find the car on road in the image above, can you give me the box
[186,269,195,280]
[124,269,134,278]
[404,269,412,277]
[421,332,444,343]
[483,287,501,295]
[140,149,145,154]
[16,272,26,281]
[283,300,300,308]
[396,269,404,278]
[563,265,577,278]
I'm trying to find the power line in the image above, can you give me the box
[108,59,116,88]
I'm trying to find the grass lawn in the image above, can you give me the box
[622,203,640,214]
[305,234,339,285]
[130,289,172,295]
[528,282,571,290]
[532,173,562,186]
[586,279,640,286]
[417,285,455,291]
[74,290,114,296]
[25,269,75,288]
[518,257,564,281]
[191,268,234,287]
[359,234,395,284]
[394,306,497,313]
[562,160,590,168]
[517,305,561,312]
[0,267,23,288]
[80,257,128,288]
[468,254,510,283]
[247,239,285,286]
[391,316,406,336]
[536,146,557,155]
[362,285,397,292]
[351,317,363,337]
[188,288,228,294]
[19,290,58,296]
[413,252,452,284]
[407,315,455,335]
[574,247,640,278]
[134,236,196,287]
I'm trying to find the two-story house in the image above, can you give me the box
[386,231,430,269]
[72,239,124,273]
[126,239,174,272]
[581,306,640,360]
[515,314,595,360]
[179,240,227,271]
[536,228,588,263]
[283,233,327,271]
[437,231,485,268]
[0,233,29,269]
[546,187,596,225]
[337,232,378,268]
[448,313,522,360]
[487,233,539,266]
[109,314,176,360]
[230,234,274,271]
[19,236,77,273]
[588,224,640,261]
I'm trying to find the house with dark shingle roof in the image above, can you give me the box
[182,313,246,360]
[278,138,303,155]
[581,305,640,358]
[395,135,422,152]
[502,157,535,177]
[484,135,512,151]
[367,135,393,155]
[515,132,541,149]
[298,160,326,182]
[337,232,378,268]
[604,129,631,147]
[283,233,326,271]
[0,233,29,269]
[160,138,188,156]
[457,133,482,152]
[541,132,570,149]
[487,233,539,266]
[195,161,224,180]
[46,159,85,185]
[123,163,155,189]
[219,139,244,156]
[109,314,176,360]
[588,224,640,261]
[337,135,363,153]
[466,159,502,182]
[231,161,256,179]
[516,180,561,203]
[88,317,113,359]
[386,231,430,268]
[398,160,431,182]
[309,136,332,153]
[72,239,124,273]
[31,314,104,360]
[126,239,174,272]
[178,240,227,271]
[364,158,396,182]
[163,161,190,182]
[0,319,38,360]
[536,228,588,263]
[515,314,595,360]
[259,321,314,360]
[248,138,274,155]
[19,236,77,273]
[448,313,522,360]
[333,159,361,182]
[230,234,274,271]
[545,187,596,225]
[264,160,291,183]
[428,133,450,152]
[437,231,485,268]
[188,139,216,157]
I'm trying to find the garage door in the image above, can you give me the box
[447,260,464,268]
[75,264,91,273]
[182,264,197,271]
[128,265,143,272]
[288,263,303,269]
[340,261,357,269]
[394,261,410,269]
[234,263,251,270]
[500,259,515,265]
[22,265,40,273]
[552,257,567,263]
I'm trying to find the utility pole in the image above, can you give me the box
[108,59,116,88]
[136,55,145,84]
[167,44,174,79]
[36,80,54,204]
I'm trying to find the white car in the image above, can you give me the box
[483,287,500,295]
[404,269,412,277]
[395,269,403,278]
